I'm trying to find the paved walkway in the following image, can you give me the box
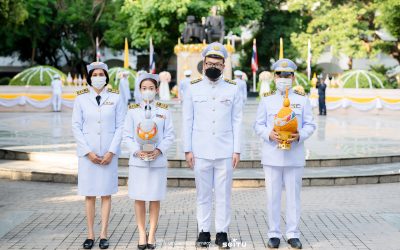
[1,100,400,160]
[0,180,399,249]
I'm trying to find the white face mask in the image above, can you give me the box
[91,76,107,89]
[275,78,293,92]
[141,90,156,102]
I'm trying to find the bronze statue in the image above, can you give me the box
[181,6,225,44]
[181,16,205,44]
[205,6,225,43]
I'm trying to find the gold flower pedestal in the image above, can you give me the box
[273,88,298,150]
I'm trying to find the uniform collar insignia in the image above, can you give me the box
[108,88,119,94]
[191,78,202,84]
[128,103,140,109]
[156,102,168,109]
[224,78,236,85]
[262,91,275,97]
[293,89,306,96]
[76,88,89,96]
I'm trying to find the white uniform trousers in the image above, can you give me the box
[194,157,233,233]
[52,93,62,111]
[263,165,304,239]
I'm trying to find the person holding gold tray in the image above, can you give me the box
[253,58,316,249]
[123,73,175,249]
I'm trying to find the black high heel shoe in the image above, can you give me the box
[137,234,148,250]
[83,239,94,249]
[147,236,156,249]
[99,238,109,249]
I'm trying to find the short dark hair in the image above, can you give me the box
[139,78,158,89]
[205,54,225,63]
[86,69,109,86]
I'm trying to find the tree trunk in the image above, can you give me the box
[348,56,353,70]
[31,47,36,66]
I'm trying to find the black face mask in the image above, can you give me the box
[205,67,222,80]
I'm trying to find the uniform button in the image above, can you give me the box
[213,97,216,100]
[97,121,100,123]
[212,109,215,111]
[212,121,215,123]
[212,132,215,135]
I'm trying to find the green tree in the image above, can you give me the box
[375,0,400,38]
[0,0,61,65]
[288,0,377,68]
[239,3,310,75]
[374,0,400,61]
[116,0,263,71]
[0,0,29,26]
[57,0,127,73]
[0,0,126,75]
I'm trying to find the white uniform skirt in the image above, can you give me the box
[78,156,118,196]
[128,165,167,201]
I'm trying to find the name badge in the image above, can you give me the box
[104,101,114,105]
[156,114,166,119]
[290,104,301,109]
[220,99,232,105]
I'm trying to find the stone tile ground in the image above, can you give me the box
[0,180,399,249]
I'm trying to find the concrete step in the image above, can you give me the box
[0,159,398,187]
[1,149,400,168]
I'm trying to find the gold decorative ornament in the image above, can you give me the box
[273,88,298,150]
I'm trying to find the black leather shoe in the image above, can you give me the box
[137,243,147,250]
[83,239,94,249]
[267,237,280,248]
[196,230,211,248]
[147,237,156,249]
[138,234,148,250]
[287,238,302,249]
[99,238,109,249]
[147,243,156,249]
[215,232,230,249]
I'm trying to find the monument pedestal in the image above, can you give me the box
[174,42,234,96]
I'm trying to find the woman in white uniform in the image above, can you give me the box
[123,73,175,249]
[72,61,125,249]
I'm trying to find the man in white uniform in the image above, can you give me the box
[119,71,131,105]
[233,70,247,105]
[51,74,63,112]
[183,42,243,249]
[253,58,316,249]
[179,69,192,101]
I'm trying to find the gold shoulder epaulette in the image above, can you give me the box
[108,88,119,94]
[262,91,275,97]
[76,88,89,96]
[156,102,169,109]
[128,103,140,109]
[294,89,306,96]
[224,78,236,85]
[191,78,202,84]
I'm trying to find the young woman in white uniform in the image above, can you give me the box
[123,73,175,249]
[72,61,125,249]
